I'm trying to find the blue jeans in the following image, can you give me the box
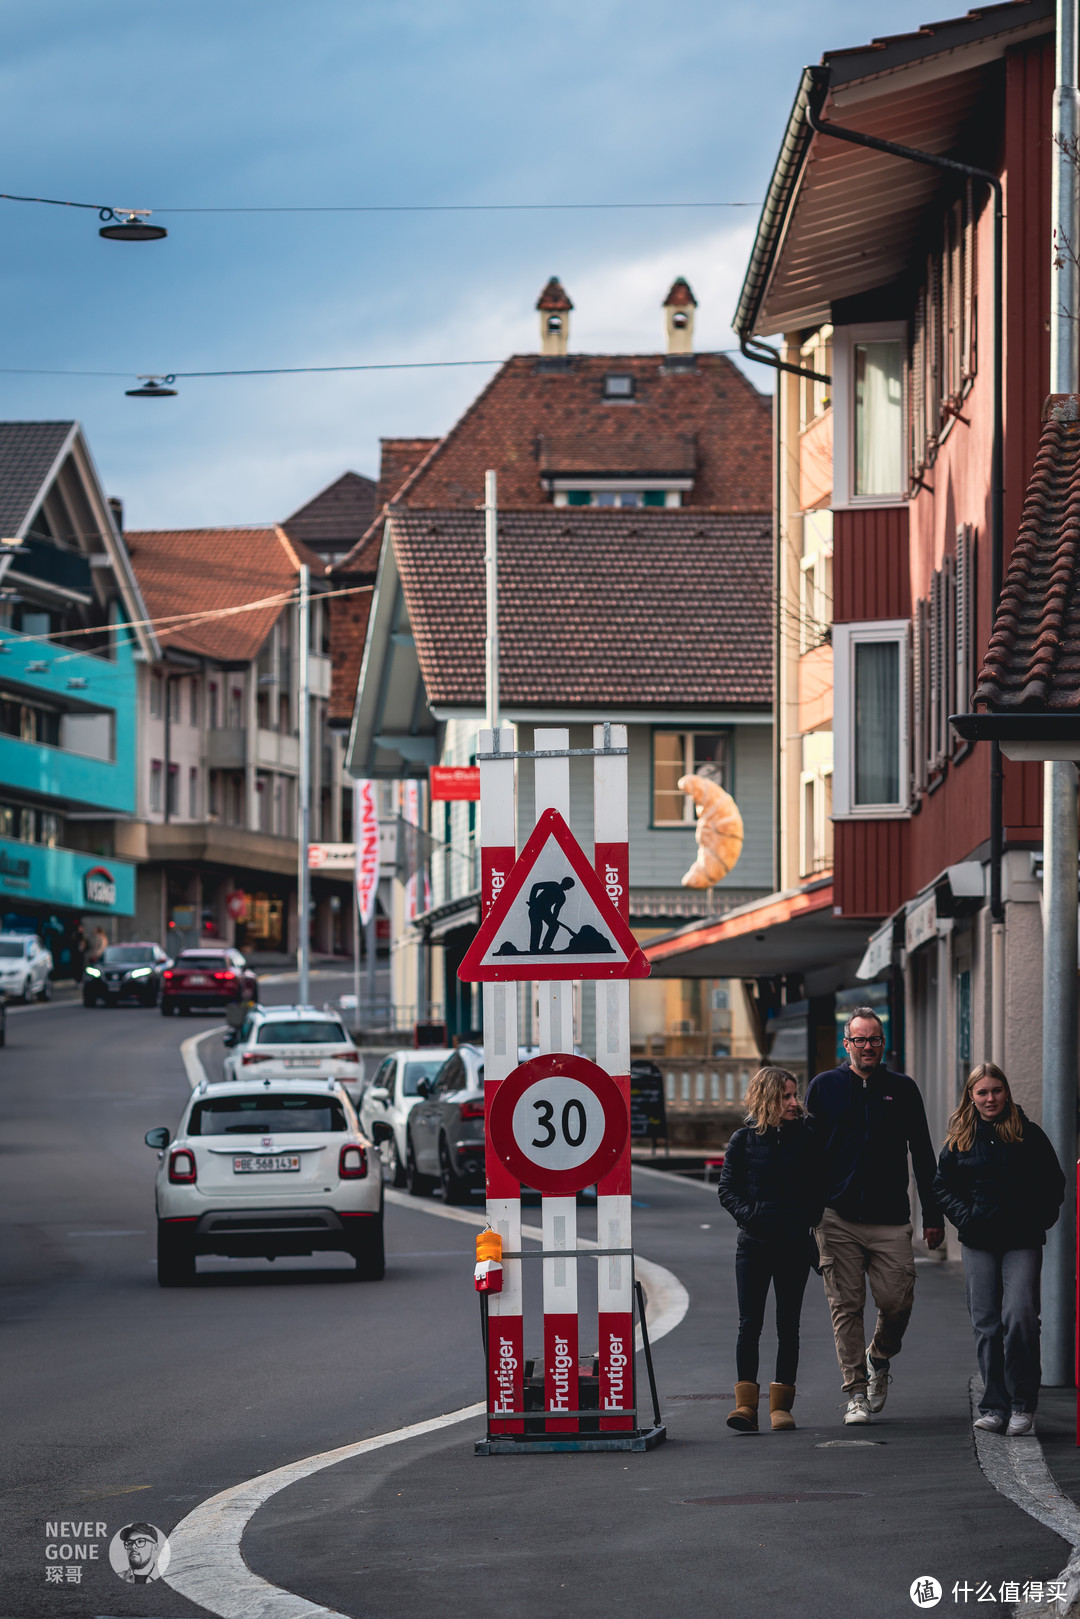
[962,1246,1042,1414]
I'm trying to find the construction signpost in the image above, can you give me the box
[461,723,665,1455]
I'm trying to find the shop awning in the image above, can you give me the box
[643,879,877,979]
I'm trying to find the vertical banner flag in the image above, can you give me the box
[354,779,380,927]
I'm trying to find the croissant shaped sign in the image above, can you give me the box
[457,808,650,982]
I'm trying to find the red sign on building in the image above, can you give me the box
[430,766,481,801]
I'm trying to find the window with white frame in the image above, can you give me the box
[832,620,909,817]
[832,323,907,507]
[149,674,163,719]
[149,759,162,813]
[652,730,731,825]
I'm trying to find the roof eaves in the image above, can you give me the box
[732,67,817,340]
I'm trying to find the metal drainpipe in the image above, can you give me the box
[1043,0,1079,1389]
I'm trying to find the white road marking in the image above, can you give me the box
[167,1036,690,1619]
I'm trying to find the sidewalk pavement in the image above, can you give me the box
[235,1169,1075,1619]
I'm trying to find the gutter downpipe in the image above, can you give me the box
[1043,0,1079,1390]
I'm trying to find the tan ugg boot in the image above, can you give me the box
[770,1383,796,1431]
[727,1381,759,1432]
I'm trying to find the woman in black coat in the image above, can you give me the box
[933,1063,1064,1436]
[718,1066,824,1433]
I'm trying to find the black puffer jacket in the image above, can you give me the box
[933,1109,1065,1252]
[718,1118,824,1242]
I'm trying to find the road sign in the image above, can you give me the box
[487,1052,628,1195]
[226,891,247,921]
[458,809,649,982]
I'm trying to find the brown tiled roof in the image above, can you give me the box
[375,437,440,515]
[536,277,573,311]
[538,431,696,477]
[329,583,373,725]
[371,353,770,514]
[391,508,772,708]
[126,525,324,662]
[974,395,1080,711]
[282,471,376,560]
[664,277,697,308]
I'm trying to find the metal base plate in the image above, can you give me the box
[475,1424,666,1455]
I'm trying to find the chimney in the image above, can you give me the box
[536,276,572,356]
[663,277,697,354]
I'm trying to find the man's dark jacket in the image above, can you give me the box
[805,1063,943,1227]
[717,1118,825,1242]
[933,1110,1065,1251]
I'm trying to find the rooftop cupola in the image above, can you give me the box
[663,277,697,354]
[537,276,573,356]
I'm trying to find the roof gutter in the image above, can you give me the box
[804,63,1005,926]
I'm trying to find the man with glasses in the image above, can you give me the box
[806,1007,944,1425]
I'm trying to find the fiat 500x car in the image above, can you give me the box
[0,933,52,1002]
[145,1077,384,1285]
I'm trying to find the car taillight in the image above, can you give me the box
[241,1051,275,1065]
[339,1050,360,1062]
[213,970,236,982]
[459,1098,485,1120]
[339,1144,368,1179]
[163,969,174,981]
[168,1148,197,1183]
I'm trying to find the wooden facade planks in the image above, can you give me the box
[833,507,910,623]
[834,819,906,919]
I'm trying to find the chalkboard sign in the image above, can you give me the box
[629,1060,666,1142]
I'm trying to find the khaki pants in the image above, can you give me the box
[815,1208,917,1393]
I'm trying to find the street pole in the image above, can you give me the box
[485,470,498,732]
[297,564,311,1008]
[1043,0,1080,1387]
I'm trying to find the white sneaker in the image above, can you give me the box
[973,1412,1006,1432]
[844,1394,872,1425]
[865,1349,891,1413]
[1007,1411,1035,1436]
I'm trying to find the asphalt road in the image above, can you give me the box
[0,982,1074,1619]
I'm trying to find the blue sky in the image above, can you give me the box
[0,1,938,528]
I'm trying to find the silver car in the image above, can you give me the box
[405,1044,487,1204]
[358,1047,453,1187]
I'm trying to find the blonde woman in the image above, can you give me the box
[934,1064,1064,1436]
[718,1067,824,1433]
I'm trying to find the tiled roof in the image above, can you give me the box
[0,421,75,537]
[664,277,697,308]
[375,437,440,516]
[126,525,324,662]
[536,277,573,311]
[974,395,1080,711]
[538,431,696,476]
[281,471,376,560]
[391,508,772,708]
[375,353,771,513]
[329,583,374,725]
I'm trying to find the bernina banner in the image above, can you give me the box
[354,780,380,927]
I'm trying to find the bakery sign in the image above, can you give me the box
[84,865,117,908]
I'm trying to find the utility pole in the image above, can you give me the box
[1043,0,1080,1387]
[297,564,311,1007]
[485,470,498,732]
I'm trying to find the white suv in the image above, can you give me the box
[359,1047,453,1186]
[145,1077,383,1285]
[221,1005,362,1099]
[0,934,53,1002]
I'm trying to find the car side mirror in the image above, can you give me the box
[225,1002,245,1029]
[370,1120,392,1144]
[415,1077,433,1098]
[145,1126,170,1149]
[368,1086,390,1103]
[223,1030,240,1047]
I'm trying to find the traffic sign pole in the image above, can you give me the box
[592,723,635,1432]
[479,726,523,1435]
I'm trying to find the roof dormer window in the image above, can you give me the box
[603,374,635,400]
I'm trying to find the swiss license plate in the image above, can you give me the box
[188,975,209,987]
[233,1155,300,1174]
[286,1058,319,1066]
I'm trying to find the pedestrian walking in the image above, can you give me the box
[718,1066,824,1433]
[89,924,108,965]
[933,1063,1064,1436]
[806,1007,945,1426]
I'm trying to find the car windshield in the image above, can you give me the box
[104,946,156,965]
[189,1094,347,1134]
[0,941,26,958]
[178,955,228,971]
[256,1021,349,1046]
[402,1058,448,1095]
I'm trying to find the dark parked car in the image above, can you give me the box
[84,943,170,1007]
[405,1044,487,1203]
[161,947,258,1016]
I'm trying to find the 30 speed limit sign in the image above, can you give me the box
[487,1053,628,1195]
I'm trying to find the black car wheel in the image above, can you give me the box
[38,977,52,1002]
[439,1137,471,1205]
[157,1223,196,1287]
[83,993,99,1008]
[405,1131,436,1197]
[347,1211,385,1280]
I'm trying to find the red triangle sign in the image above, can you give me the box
[458,809,650,982]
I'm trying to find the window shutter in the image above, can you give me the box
[929,569,944,770]
[955,524,974,714]
[963,181,977,380]
[913,598,927,794]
